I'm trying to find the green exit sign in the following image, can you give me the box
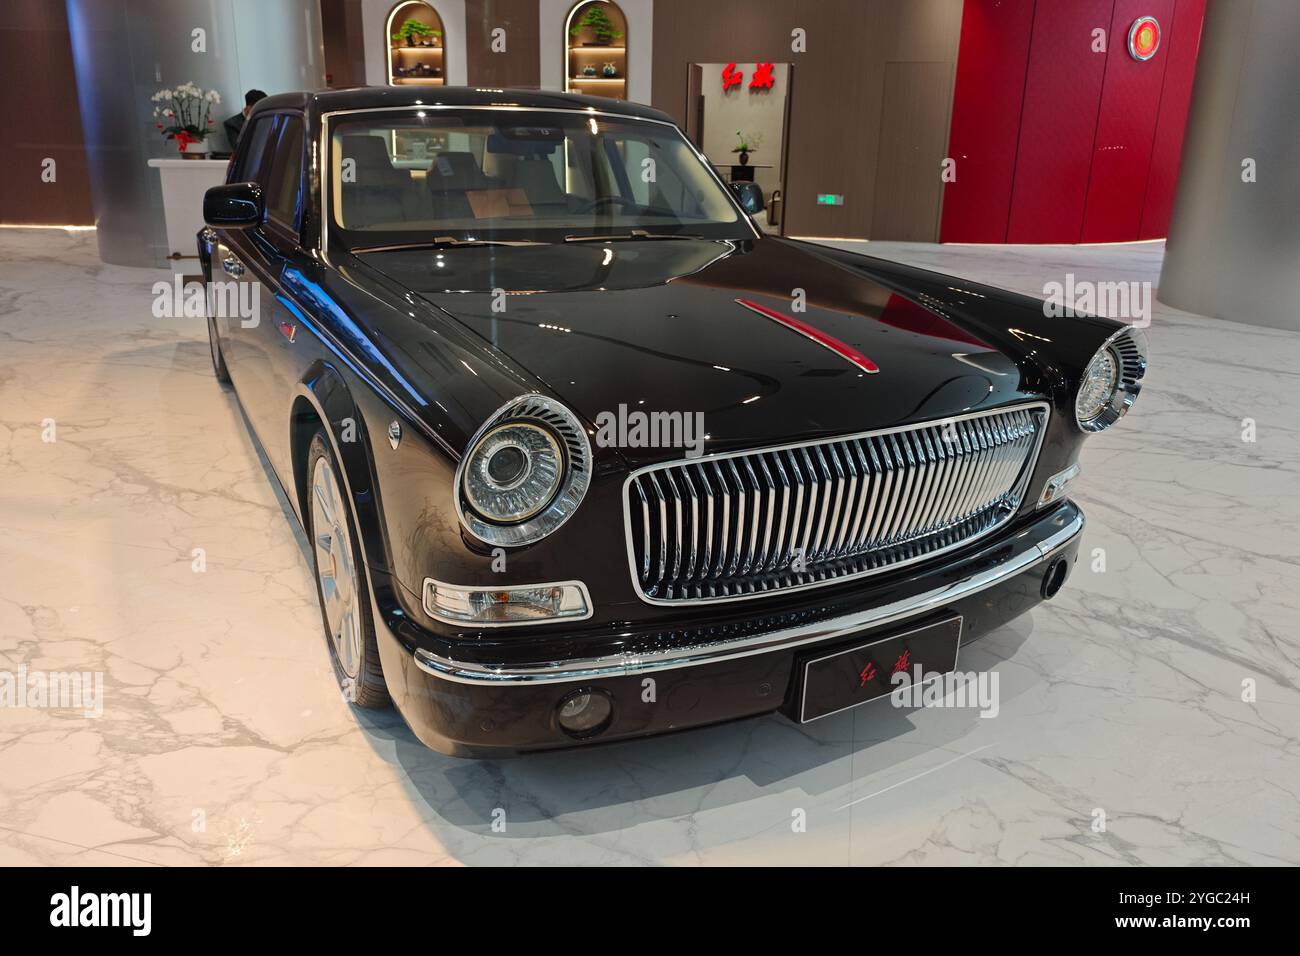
[817,194,844,206]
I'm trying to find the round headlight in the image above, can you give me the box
[463,422,562,522]
[455,395,593,547]
[1074,327,1149,433]
[1075,347,1120,424]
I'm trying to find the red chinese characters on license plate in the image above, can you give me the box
[798,617,962,722]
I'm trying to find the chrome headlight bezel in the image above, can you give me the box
[454,394,592,547]
[1075,326,1149,432]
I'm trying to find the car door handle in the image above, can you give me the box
[222,255,245,278]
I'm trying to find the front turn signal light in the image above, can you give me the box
[422,579,592,627]
[1038,463,1080,508]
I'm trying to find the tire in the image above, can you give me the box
[305,429,390,709]
[207,315,231,384]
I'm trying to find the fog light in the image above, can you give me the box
[423,579,591,626]
[556,689,613,738]
[1038,463,1080,508]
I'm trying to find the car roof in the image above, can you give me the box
[250,86,677,125]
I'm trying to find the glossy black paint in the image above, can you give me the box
[202,182,264,229]
[728,180,765,214]
[198,87,1127,755]
[376,503,1083,756]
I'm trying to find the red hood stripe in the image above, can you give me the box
[734,298,880,374]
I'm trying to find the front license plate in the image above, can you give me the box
[798,616,962,722]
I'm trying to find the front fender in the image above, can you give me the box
[795,241,1131,412]
[290,361,391,574]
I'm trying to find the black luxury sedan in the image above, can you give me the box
[198,86,1147,755]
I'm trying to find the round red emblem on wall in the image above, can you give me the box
[1128,16,1161,61]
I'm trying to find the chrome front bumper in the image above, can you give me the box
[413,505,1084,686]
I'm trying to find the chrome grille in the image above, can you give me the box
[625,404,1048,604]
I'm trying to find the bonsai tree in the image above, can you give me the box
[570,5,624,44]
[392,19,440,46]
[731,130,764,154]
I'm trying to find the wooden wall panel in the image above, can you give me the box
[872,61,954,241]
[0,1,94,225]
[651,0,963,240]
[321,0,369,88]
[465,0,540,88]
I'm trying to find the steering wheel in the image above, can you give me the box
[577,196,637,214]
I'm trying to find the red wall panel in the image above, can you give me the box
[1006,0,1112,243]
[941,0,1205,244]
[1139,0,1206,238]
[1081,0,1176,241]
[939,0,1035,243]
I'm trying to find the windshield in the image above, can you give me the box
[327,109,751,246]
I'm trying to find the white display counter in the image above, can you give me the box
[147,158,229,274]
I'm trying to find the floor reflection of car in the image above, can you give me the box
[198,87,1148,755]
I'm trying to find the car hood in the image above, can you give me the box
[357,238,1040,465]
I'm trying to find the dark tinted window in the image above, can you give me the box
[266,115,305,230]
[233,115,276,185]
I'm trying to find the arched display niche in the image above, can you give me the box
[386,1,446,86]
[564,1,628,99]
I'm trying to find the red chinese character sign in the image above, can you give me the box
[721,62,777,92]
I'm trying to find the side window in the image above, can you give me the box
[265,115,305,231]
[233,115,276,186]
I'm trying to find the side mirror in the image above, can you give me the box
[728,180,765,215]
[204,182,264,229]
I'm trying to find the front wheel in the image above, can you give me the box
[306,430,390,708]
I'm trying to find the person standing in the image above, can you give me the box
[223,89,267,151]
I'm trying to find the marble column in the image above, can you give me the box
[1158,0,1300,330]
[65,0,326,268]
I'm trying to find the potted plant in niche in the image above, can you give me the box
[731,130,763,167]
[570,5,624,46]
[151,82,220,158]
[391,19,440,47]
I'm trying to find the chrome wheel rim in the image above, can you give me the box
[311,456,361,681]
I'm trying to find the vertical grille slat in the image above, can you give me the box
[635,478,652,583]
[678,465,700,581]
[754,454,777,572]
[647,471,669,589]
[832,442,860,556]
[795,448,820,567]
[866,435,896,547]
[628,405,1047,602]
[696,463,715,580]
[712,461,732,578]
[914,427,946,534]
[769,452,792,572]
[809,445,836,560]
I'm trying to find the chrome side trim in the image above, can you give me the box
[412,507,1083,685]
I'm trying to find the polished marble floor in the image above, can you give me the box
[1,229,1297,866]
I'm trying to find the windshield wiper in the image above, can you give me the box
[563,230,708,243]
[353,237,549,253]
